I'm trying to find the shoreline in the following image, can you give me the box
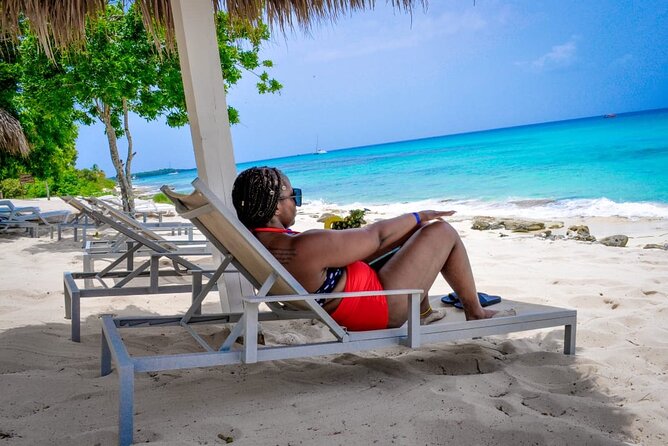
[11,196,668,247]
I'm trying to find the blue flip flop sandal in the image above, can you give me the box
[441,292,502,309]
[440,293,458,305]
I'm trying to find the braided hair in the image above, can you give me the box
[232,167,284,228]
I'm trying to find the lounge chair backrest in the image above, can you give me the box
[0,199,36,219]
[62,197,177,253]
[161,179,308,297]
[61,196,86,212]
[84,197,179,251]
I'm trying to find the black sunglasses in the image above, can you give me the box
[279,188,302,207]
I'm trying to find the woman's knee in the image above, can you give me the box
[419,220,460,244]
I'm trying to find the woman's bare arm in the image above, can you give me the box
[293,210,455,269]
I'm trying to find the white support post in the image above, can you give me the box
[243,302,259,364]
[406,292,421,348]
[171,0,255,312]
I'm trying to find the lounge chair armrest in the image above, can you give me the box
[242,288,423,303]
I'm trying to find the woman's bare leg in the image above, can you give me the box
[377,221,494,327]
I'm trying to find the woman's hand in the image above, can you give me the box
[418,210,456,223]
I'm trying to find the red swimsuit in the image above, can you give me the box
[330,260,389,331]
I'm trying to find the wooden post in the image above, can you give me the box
[170,0,254,312]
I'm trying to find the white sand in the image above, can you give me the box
[1,197,667,445]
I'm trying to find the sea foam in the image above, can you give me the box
[300,197,668,219]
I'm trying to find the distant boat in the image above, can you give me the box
[604,113,617,118]
[314,136,327,154]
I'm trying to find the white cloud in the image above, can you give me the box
[518,37,578,72]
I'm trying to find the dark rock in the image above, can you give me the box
[566,225,596,242]
[502,219,545,232]
[599,235,628,247]
[472,216,503,230]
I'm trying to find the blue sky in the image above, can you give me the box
[75,0,668,174]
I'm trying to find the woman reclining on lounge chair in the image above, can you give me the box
[232,167,497,331]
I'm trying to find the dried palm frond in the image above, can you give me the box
[229,0,425,32]
[0,0,427,57]
[0,0,106,60]
[0,108,30,157]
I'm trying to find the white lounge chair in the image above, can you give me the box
[0,199,69,237]
[98,178,577,446]
[63,197,212,342]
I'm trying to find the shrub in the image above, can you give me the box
[0,167,115,199]
[152,192,172,204]
[23,180,48,197]
[52,168,115,197]
[0,178,24,198]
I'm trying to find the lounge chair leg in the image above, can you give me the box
[564,322,576,355]
[149,256,159,293]
[101,329,112,376]
[127,244,134,271]
[192,271,202,315]
[243,303,259,363]
[406,292,421,348]
[118,363,135,446]
[63,282,72,320]
[83,253,93,289]
[71,289,80,342]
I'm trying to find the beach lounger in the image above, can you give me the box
[58,196,195,243]
[57,195,111,242]
[86,196,195,240]
[99,178,577,446]
[0,199,69,237]
[78,196,207,286]
[63,197,213,342]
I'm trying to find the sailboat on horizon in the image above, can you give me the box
[314,136,327,154]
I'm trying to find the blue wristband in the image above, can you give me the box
[412,212,421,225]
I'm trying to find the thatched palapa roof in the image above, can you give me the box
[0,107,30,157]
[0,1,426,58]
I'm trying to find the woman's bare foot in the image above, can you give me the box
[465,307,498,320]
[421,308,447,325]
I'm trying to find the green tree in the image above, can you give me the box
[0,32,80,188]
[60,4,281,212]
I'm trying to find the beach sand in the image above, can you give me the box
[1,197,667,445]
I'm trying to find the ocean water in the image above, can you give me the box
[135,108,668,218]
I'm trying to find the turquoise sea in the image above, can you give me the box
[135,108,668,218]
